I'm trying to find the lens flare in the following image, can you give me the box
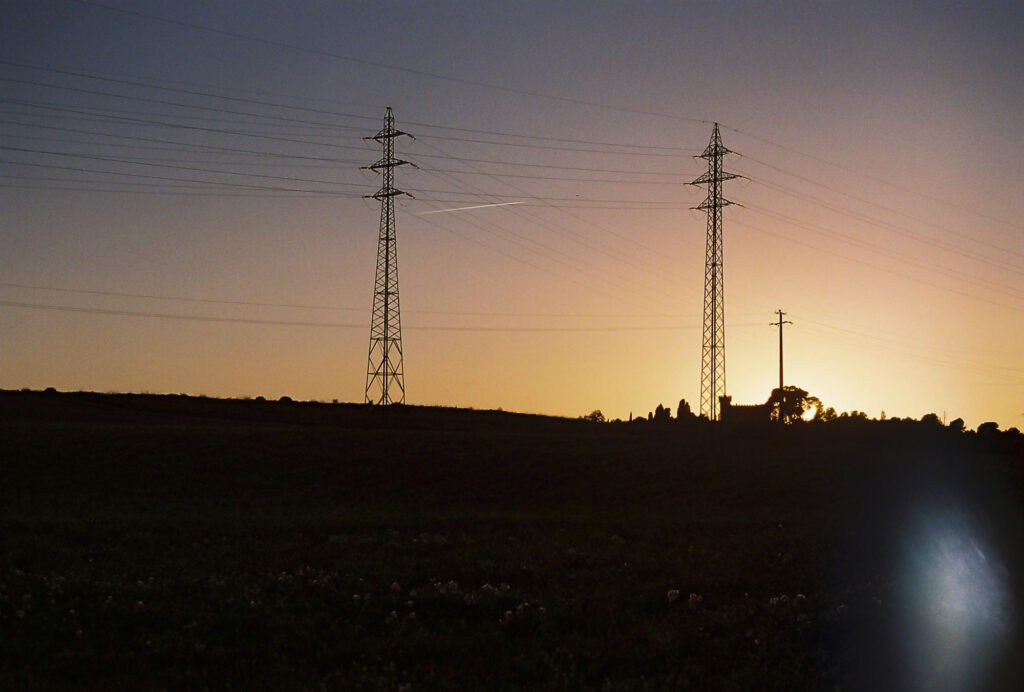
[897,506,1014,690]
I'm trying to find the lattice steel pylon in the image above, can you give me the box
[689,123,739,421]
[363,107,414,405]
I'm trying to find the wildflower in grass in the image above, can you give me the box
[390,582,402,593]
[688,593,702,606]
[667,589,680,603]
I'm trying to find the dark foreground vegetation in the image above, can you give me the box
[3,390,1023,689]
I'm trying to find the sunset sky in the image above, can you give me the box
[2,0,1022,429]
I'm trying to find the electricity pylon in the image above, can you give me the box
[363,107,414,405]
[689,123,739,421]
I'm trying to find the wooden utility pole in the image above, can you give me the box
[770,310,792,389]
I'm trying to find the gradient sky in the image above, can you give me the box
[1,0,1022,429]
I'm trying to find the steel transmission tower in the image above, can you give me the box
[363,107,414,405]
[689,123,739,420]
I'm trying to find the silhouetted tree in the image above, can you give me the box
[653,404,671,423]
[948,417,965,433]
[676,399,693,419]
[583,410,605,423]
[768,386,821,424]
[816,406,837,422]
[920,413,942,426]
[978,421,999,435]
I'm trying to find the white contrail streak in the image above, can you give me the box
[417,202,523,215]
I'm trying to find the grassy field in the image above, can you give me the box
[3,390,1023,689]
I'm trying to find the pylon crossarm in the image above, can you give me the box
[367,189,411,200]
[367,157,413,171]
[365,129,413,142]
[690,170,741,185]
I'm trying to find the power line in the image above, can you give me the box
[0,114,364,162]
[730,216,1024,314]
[0,62,695,156]
[62,0,712,127]
[748,176,1024,275]
[739,154,1024,263]
[1,143,690,206]
[4,95,690,175]
[21,12,1017,238]
[415,151,686,300]
[790,315,1024,383]
[415,138,694,288]
[739,203,1024,302]
[0,282,698,319]
[0,300,709,333]
[723,123,1024,236]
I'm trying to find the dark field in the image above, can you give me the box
[3,391,1023,689]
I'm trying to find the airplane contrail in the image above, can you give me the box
[417,202,523,215]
